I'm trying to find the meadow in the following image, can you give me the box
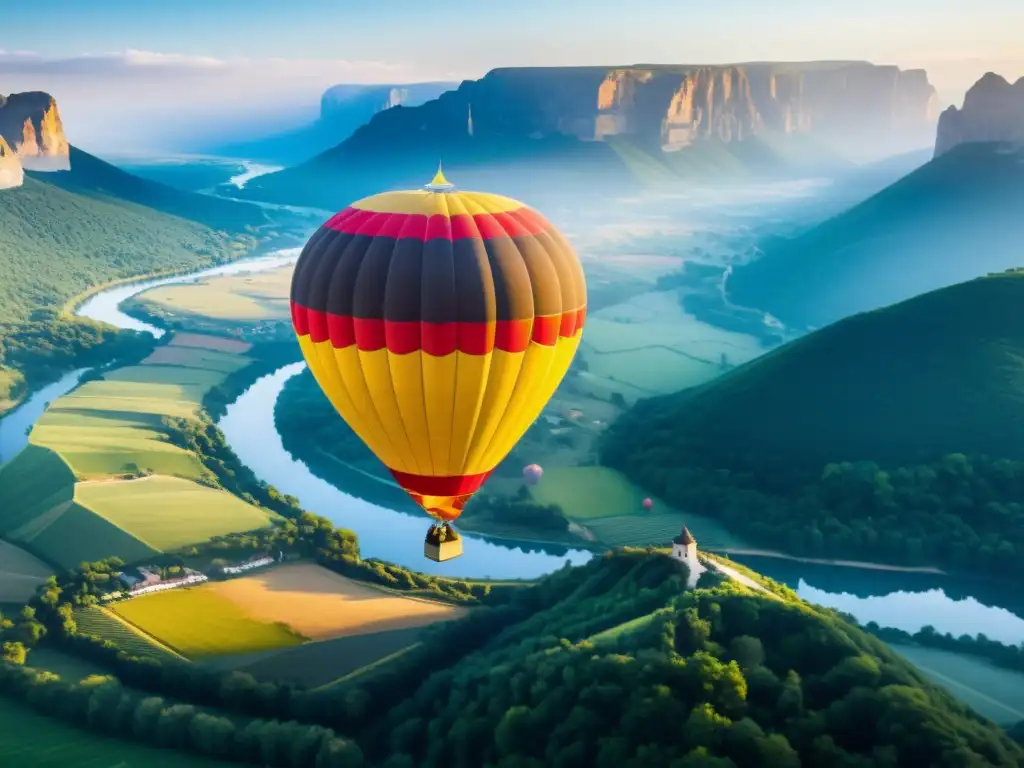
[111,587,308,658]
[0,540,54,603]
[529,466,746,549]
[578,290,765,403]
[0,698,234,768]
[207,562,467,640]
[24,647,111,683]
[74,604,186,661]
[0,332,276,569]
[136,265,293,323]
[75,477,274,553]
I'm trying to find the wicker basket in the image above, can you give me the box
[424,525,463,561]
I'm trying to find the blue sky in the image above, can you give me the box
[3,0,1022,152]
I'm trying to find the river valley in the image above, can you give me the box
[2,175,1024,722]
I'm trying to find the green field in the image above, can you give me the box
[111,588,307,658]
[75,476,274,553]
[892,644,1024,726]
[577,290,764,401]
[24,647,110,683]
[530,466,666,519]
[230,626,426,688]
[0,697,234,767]
[74,605,185,661]
[18,500,157,570]
[0,335,276,569]
[529,466,745,549]
[0,539,54,603]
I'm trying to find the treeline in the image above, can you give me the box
[4,550,1022,766]
[352,552,1022,767]
[0,551,614,765]
[603,421,1024,577]
[0,315,155,408]
[865,622,1024,675]
[461,490,571,535]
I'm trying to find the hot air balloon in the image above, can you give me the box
[642,498,653,511]
[289,165,587,561]
[523,464,543,486]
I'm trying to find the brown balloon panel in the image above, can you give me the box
[289,172,587,560]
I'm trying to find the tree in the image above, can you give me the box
[728,636,765,671]
[1,641,26,664]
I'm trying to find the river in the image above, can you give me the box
[2,251,1023,639]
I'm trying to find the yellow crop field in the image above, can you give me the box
[111,587,306,658]
[207,563,468,640]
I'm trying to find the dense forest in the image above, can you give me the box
[1,550,1020,766]
[603,272,1024,577]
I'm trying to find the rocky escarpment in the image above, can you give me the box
[0,91,71,172]
[934,72,1024,157]
[0,136,25,189]
[339,62,938,161]
[319,82,456,129]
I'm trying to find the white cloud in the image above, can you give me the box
[0,49,462,153]
[0,49,416,83]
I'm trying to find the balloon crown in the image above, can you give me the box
[424,162,455,192]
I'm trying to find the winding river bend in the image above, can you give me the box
[2,248,1023,645]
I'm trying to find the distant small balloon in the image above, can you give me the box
[523,464,544,486]
[642,498,653,510]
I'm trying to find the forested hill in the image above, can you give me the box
[602,272,1024,576]
[27,147,266,232]
[4,549,1019,766]
[0,171,257,412]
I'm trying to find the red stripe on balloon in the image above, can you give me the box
[323,207,550,241]
[390,468,493,497]
[291,303,585,353]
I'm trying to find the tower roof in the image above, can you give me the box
[673,525,695,546]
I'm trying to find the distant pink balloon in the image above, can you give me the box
[523,464,543,486]
[642,498,653,510]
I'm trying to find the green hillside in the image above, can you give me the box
[728,142,1024,329]
[27,147,266,232]
[602,271,1024,576]
[0,167,259,411]
[4,550,1021,766]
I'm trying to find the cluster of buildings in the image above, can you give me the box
[117,566,208,597]
[220,552,279,575]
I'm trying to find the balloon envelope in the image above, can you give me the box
[523,464,543,485]
[289,169,587,525]
[642,498,653,510]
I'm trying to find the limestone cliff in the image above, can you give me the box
[934,72,1024,157]
[0,136,24,189]
[338,63,938,163]
[0,91,71,172]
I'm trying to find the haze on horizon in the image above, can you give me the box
[3,0,1022,154]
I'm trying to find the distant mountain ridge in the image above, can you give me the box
[241,61,938,209]
[727,70,1024,330]
[0,91,70,173]
[208,81,456,164]
[727,142,1024,329]
[935,72,1024,156]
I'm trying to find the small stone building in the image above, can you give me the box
[671,524,706,588]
